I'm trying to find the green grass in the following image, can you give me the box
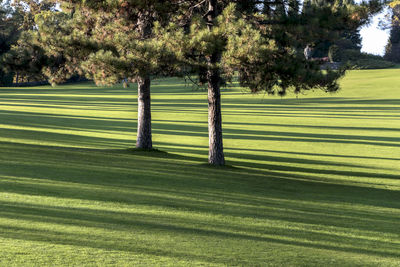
[0,69,399,266]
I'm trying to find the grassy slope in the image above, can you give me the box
[0,69,399,266]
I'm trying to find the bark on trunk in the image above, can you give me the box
[206,0,225,165]
[207,60,225,165]
[135,12,153,149]
[136,75,152,149]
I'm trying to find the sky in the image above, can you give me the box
[360,10,391,55]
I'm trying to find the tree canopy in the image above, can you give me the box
[158,0,385,164]
[385,3,400,62]
[0,0,22,85]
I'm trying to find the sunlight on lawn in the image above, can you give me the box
[0,70,399,266]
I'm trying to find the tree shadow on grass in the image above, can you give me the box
[0,82,399,263]
[0,141,399,212]
[0,200,399,263]
[156,119,400,134]
[154,141,400,178]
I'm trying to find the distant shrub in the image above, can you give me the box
[340,49,363,61]
[334,49,395,69]
[349,58,395,69]
[328,45,340,62]
[0,71,13,86]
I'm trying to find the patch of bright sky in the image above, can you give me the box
[360,10,391,55]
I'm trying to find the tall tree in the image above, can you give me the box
[385,4,400,62]
[2,30,48,83]
[204,0,225,165]
[1,0,58,84]
[164,0,384,165]
[34,1,189,149]
[303,0,364,58]
[0,0,22,85]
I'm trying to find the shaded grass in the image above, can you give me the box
[0,70,399,266]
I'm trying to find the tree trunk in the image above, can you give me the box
[207,58,225,165]
[206,0,225,165]
[136,75,152,149]
[134,11,153,150]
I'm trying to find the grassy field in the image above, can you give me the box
[0,69,399,266]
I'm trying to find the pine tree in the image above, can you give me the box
[163,0,384,165]
[34,1,190,149]
[28,0,383,165]
[0,1,22,85]
[303,0,364,58]
[34,9,91,85]
[2,31,48,83]
[1,0,58,84]
[385,5,400,62]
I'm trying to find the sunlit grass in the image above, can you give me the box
[0,70,399,266]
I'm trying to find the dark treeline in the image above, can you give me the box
[385,3,400,62]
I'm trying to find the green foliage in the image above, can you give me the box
[82,50,128,86]
[340,49,364,61]
[304,0,367,58]
[34,10,87,85]
[385,6,400,63]
[2,31,47,81]
[336,50,395,69]
[29,0,384,92]
[328,45,340,62]
[12,0,56,31]
[31,1,188,86]
[0,1,22,85]
[0,0,68,85]
[159,0,383,96]
[349,58,395,69]
[0,70,13,85]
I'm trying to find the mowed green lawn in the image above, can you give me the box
[0,69,399,266]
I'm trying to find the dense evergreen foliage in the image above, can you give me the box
[0,1,21,85]
[304,0,364,60]
[163,0,384,164]
[1,0,58,84]
[385,5,400,62]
